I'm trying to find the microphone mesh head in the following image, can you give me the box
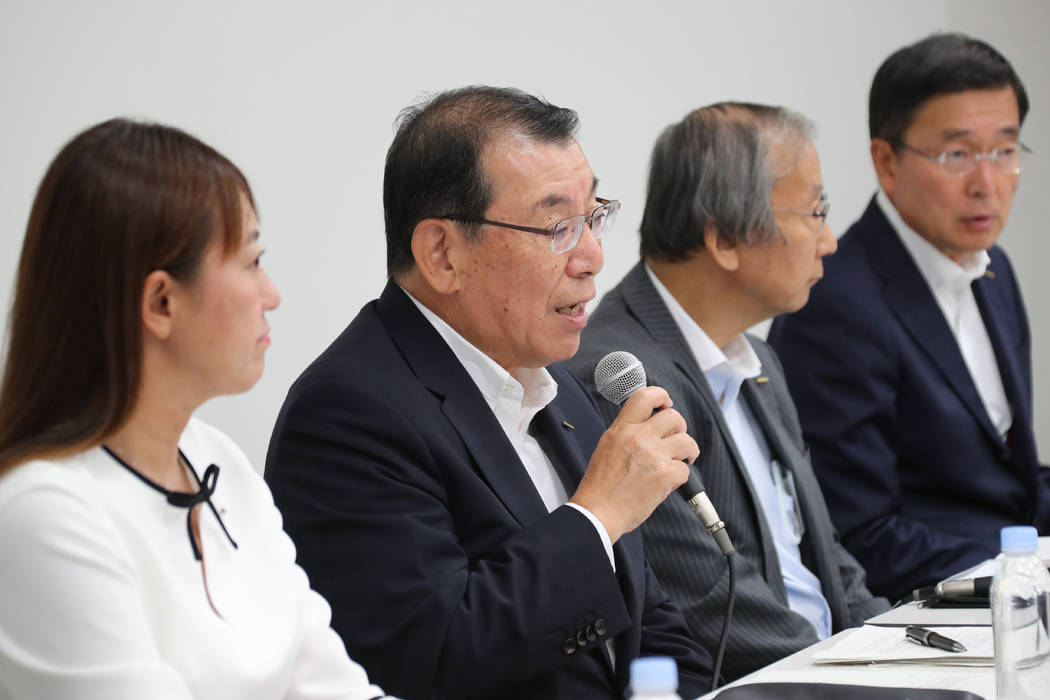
[594,351,647,405]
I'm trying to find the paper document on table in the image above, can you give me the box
[812,625,994,666]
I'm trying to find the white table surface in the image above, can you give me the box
[692,536,1050,699]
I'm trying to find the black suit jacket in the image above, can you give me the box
[265,281,712,700]
[565,263,887,681]
[769,196,1050,602]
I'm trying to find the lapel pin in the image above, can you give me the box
[983,270,996,279]
[562,420,575,431]
[754,377,770,384]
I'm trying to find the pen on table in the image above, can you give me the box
[905,625,967,653]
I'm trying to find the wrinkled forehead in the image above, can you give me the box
[480,131,596,209]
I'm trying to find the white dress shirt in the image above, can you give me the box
[0,417,389,700]
[404,289,616,570]
[646,266,832,639]
[877,190,1012,437]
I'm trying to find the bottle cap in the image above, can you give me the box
[1001,525,1038,552]
[630,656,678,693]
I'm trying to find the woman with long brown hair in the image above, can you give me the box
[0,119,390,699]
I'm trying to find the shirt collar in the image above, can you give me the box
[400,285,558,441]
[876,189,990,292]
[645,264,761,376]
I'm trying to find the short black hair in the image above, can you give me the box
[640,102,814,262]
[383,86,579,277]
[869,32,1028,145]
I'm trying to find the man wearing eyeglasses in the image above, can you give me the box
[769,33,1047,603]
[265,86,713,700]
[567,102,887,681]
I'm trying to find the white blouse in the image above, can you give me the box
[0,417,390,700]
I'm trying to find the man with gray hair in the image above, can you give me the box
[567,102,888,681]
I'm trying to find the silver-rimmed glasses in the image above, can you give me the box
[894,140,1030,176]
[772,191,830,230]
[440,197,620,254]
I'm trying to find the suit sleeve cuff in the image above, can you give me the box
[564,502,616,572]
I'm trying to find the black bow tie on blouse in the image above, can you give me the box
[102,446,239,561]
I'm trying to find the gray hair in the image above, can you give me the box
[640,102,815,262]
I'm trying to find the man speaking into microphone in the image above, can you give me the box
[567,102,888,681]
[265,86,712,700]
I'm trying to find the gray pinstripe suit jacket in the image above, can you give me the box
[564,263,888,681]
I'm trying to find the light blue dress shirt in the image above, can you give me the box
[646,266,832,639]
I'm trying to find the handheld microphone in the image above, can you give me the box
[593,351,734,555]
[935,576,993,599]
[911,567,1050,602]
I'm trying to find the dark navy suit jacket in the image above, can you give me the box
[769,197,1050,602]
[265,281,713,700]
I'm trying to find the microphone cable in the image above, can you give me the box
[709,549,736,691]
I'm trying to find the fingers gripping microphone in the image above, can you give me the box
[594,351,734,555]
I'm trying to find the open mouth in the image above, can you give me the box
[556,302,585,316]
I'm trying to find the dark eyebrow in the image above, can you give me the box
[534,193,569,211]
[810,184,825,200]
[940,125,1021,141]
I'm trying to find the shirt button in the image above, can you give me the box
[562,638,577,655]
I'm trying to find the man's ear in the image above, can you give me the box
[410,218,465,295]
[870,138,899,197]
[141,269,177,340]
[704,221,740,272]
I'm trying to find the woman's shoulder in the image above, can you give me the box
[0,452,126,561]
[0,452,97,509]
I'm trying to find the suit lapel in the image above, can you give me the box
[529,400,590,488]
[741,371,851,628]
[376,281,548,526]
[619,265,739,460]
[618,264,781,584]
[972,274,1040,473]
[860,200,1003,447]
[973,275,1030,429]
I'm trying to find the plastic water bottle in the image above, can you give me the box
[991,525,1050,699]
[628,656,682,700]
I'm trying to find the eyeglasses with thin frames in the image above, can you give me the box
[771,191,830,230]
[893,140,1030,176]
[440,197,621,254]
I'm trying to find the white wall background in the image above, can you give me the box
[2,0,1048,471]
